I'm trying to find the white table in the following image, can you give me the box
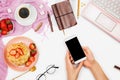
[4,0,120,80]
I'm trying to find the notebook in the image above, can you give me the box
[52,1,77,30]
[82,0,120,42]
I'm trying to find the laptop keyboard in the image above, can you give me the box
[93,0,120,19]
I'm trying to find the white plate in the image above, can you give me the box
[14,4,37,26]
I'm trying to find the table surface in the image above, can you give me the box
[3,0,120,80]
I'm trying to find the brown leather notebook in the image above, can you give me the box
[52,1,77,30]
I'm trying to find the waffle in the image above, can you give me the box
[6,42,30,66]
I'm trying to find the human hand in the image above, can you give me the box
[65,51,83,80]
[83,47,96,69]
[83,47,109,80]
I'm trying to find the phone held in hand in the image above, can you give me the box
[65,35,86,64]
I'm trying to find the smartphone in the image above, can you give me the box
[65,36,86,64]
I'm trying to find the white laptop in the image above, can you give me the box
[82,0,120,42]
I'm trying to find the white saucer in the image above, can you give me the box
[14,4,37,26]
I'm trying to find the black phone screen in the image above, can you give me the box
[65,37,85,61]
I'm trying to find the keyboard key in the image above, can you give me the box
[93,0,120,19]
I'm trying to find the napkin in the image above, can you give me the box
[0,40,8,80]
[0,0,52,80]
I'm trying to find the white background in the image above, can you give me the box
[3,0,120,80]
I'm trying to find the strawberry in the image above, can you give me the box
[1,27,8,31]
[1,21,8,31]
[16,48,24,56]
[28,56,35,62]
[1,19,6,24]
[25,61,32,67]
[30,50,37,56]
[0,22,1,29]
[29,43,36,50]
[7,24,13,31]
[1,30,7,35]
[6,18,12,25]
[15,52,20,59]
[9,49,16,56]
[1,23,7,29]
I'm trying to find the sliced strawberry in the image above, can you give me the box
[16,48,24,56]
[1,30,7,35]
[28,56,35,62]
[30,50,37,56]
[9,49,16,56]
[25,61,32,67]
[15,52,20,59]
[29,43,36,50]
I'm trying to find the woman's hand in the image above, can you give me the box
[83,47,108,80]
[83,47,96,69]
[65,51,83,80]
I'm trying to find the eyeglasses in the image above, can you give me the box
[36,65,59,80]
